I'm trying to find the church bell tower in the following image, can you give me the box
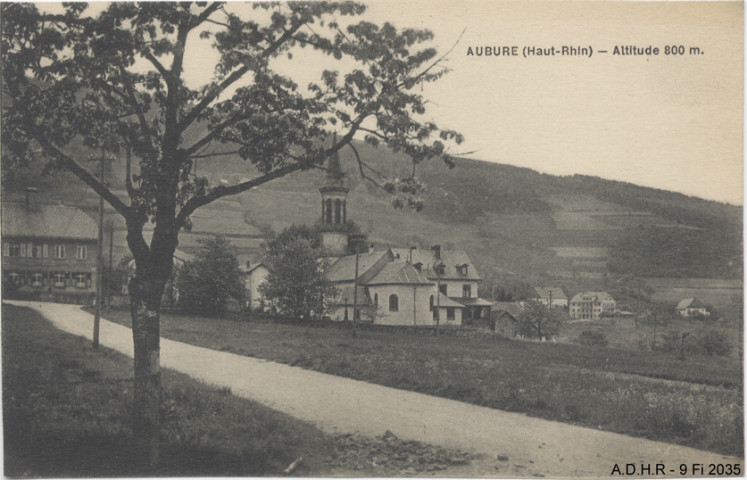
[319,139,349,257]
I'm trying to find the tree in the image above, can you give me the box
[176,236,245,312]
[517,300,563,340]
[2,2,462,465]
[259,236,337,318]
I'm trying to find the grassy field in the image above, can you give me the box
[2,304,475,477]
[101,308,743,456]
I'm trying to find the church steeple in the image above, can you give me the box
[319,135,350,257]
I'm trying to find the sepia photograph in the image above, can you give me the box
[1,0,743,477]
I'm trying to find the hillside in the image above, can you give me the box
[4,138,742,308]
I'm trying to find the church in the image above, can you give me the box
[318,148,493,327]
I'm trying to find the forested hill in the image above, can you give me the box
[4,137,743,283]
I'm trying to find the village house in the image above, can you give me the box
[675,297,711,318]
[532,287,568,309]
[2,188,98,304]
[491,301,523,337]
[312,148,492,327]
[241,259,270,310]
[569,291,616,320]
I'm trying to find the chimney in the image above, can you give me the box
[25,187,39,211]
[431,245,441,260]
[409,245,417,263]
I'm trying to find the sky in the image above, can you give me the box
[356,1,744,205]
[42,1,744,205]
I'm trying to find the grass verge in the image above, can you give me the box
[2,304,476,477]
[100,308,743,457]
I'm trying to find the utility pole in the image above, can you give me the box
[107,220,114,313]
[434,261,444,335]
[352,243,359,338]
[93,149,104,349]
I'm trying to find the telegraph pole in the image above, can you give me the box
[107,220,114,313]
[352,243,359,338]
[93,150,104,349]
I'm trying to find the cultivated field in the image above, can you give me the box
[100,309,743,456]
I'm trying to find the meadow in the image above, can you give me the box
[100,308,743,456]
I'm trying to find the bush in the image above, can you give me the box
[576,330,608,347]
[694,328,732,357]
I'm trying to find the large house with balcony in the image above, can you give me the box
[2,193,98,304]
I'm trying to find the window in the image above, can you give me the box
[31,244,42,258]
[325,199,333,224]
[447,308,455,320]
[8,243,21,257]
[429,295,434,311]
[74,273,87,288]
[439,284,447,295]
[389,294,399,312]
[374,293,378,306]
[462,284,472,298]
[6,272,20,286]
[31,273,43,287]
[54,245,65,259]
[334,199,341,224]
[76,246,87,260]
[53,272,66,288]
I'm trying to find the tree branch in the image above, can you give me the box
[142,49,170,81]
[31,130,131,217]
[177,21,305,133]
[119,65,158,160]
[181,113,243,157]
[176,163,304,226]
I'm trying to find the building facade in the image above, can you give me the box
[569,291,616,320]
[2,196,98,304]
[533,287,569,309]
[675,297,710,317]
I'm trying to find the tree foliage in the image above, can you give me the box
[1,1,462,464]
[517,300,564,340]
[176,236,245,312]
[259,234,336,318]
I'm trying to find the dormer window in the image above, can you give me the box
[413,262,423,272]
[456,264,468,276]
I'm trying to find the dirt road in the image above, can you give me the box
[7,301,742,478]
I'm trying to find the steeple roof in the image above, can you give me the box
[320,136,348,193]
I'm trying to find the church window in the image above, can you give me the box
[335,199,341,224]
[389,294,399,312]
[325,199,333,224]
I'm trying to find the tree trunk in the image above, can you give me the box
[129,274,165,466]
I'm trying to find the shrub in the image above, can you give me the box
[576,330,608,347]
[694,328,732,357]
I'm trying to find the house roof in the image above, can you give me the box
[327,250,391,283]
[333,285,372,306]
[492,301,523,317]
[435,292,466,308]
[366,260,432,285]
[390,248,481,281]
[675,297,708,310]
[570,291,615,303]
[534,287,568,301]
[2,203,97,240]
[453,297,494,307]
